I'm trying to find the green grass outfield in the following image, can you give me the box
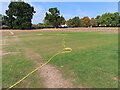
[3,30,118,88]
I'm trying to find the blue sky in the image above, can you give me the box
[1,2,118,24]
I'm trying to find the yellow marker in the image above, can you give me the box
[7,48,72,90]
[7,33,72,90]
[62,48,72,53]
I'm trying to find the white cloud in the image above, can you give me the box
[28,3,46,24]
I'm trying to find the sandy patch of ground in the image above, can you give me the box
[24,47,73,88]
[24,48,42,60]
[112,77,119,81]
[39,63,73,88]
[0,51,19,56]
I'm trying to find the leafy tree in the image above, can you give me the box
[2,16,6,25]
[44,8,65,28]
[4,1,35,29]
[97,12,119,27]
[59,16,66,25]
[111,12,119,26]
[0,14,2,21]
[0,14,2,19]
[43,19,51,26]
[90,18,97,27]
[98,13,113,26]
[66,19,73,27]
[66,17,80,27]
[80,16,90,27]
[61,20,66,25]
[95,15,100,26]
[96,15,100,20]
[0,14,2,27]
[71,17,80,27]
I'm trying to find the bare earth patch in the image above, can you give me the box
[112,77,118,81]
[0,51,19,56]
[38,63,73,88]
[24,48,42,60]
[24,47,73,88]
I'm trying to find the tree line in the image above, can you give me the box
[66,12,120,27]
[0,1,120,29]
[35,8,120,28]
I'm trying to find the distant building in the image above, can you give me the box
[1,25,8,29]
[61,24,67,27]
[32,24,40,27]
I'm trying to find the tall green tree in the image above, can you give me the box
[0,14,2,19]
[2,15,5,25]
[98,13,112,26]
[66,19,73,27]
[4,1,35,29]
[95,15,100,26]
[44,8,65,28]
[111,12,119,26]
[59,16,66,25]
[97,12,119,27]
[66,17,80,27]
[0,14,2,27]
[71,17,80,27]
[43,19,51,26]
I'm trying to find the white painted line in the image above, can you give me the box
[9,31,14,35]
[37,34,43,35]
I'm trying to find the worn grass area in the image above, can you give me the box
[2,35,44,88]
[3,30,118,88]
